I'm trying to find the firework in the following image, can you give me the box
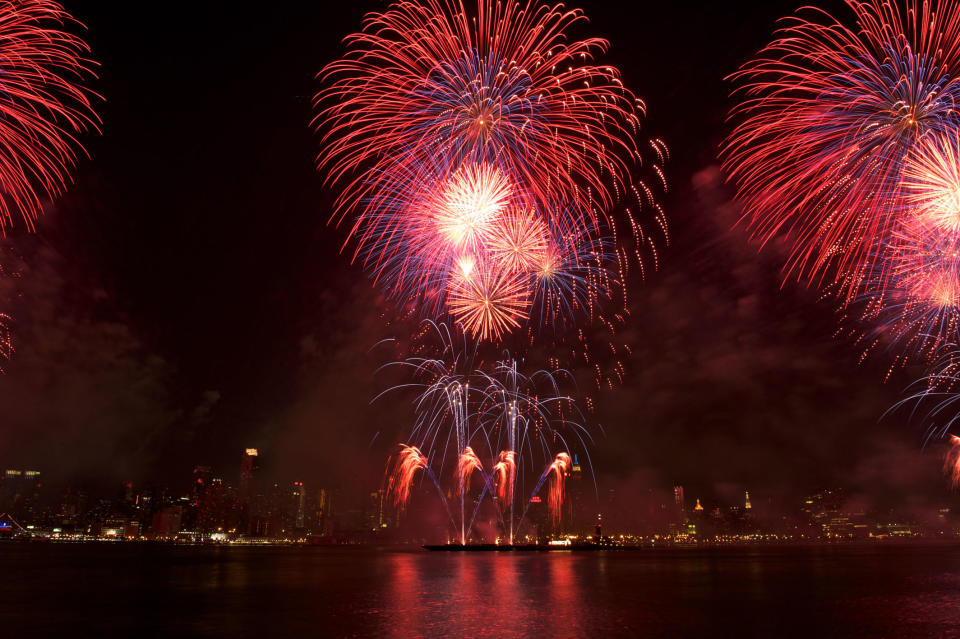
[946,435,960,489]
[546,451,571,525]
[386,445,430,509]
[456,446,484,496]
[0,312,11,372]
[904,132,960,234]
[723,0,960,294]
[492,450,516,507]
[888,346,960,443]
[315,0,667,344]
[852,215,960,364]
[0,0,99,233]
[446,260,531,341]
[317,0,653,223]
[377,322,590,542]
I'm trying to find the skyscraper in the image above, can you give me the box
[293,481,305,530]
[238,448,260,536]
[673,485,686,513]
[0,470,42,525]
[238,449,259,504]
[192,465,212,503]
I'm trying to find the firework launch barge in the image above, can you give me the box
[423,542,611,552]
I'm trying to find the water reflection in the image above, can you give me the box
[385,553,586,637]
[3,545,960,637]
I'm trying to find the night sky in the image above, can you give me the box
[0,0,953,516]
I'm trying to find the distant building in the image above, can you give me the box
[192,465,213,503]
[673,485,685,513]
[313,488,332,536]
[0,469,42,525]
[151,506,183,539]
[293,482,306,530]
[238,448,260,535]
[238,449,259,505]
[567,454,586,533]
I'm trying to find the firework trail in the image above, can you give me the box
[904,132,960,234]
[547,452,571,526]
[723,0,960,296]
[0,312,11,373]
[377,321,592,541]
[456,446,484,496]
[315,0,667,344]
[386,445,430,509]
[887,346,960,448]
[0,0,99,234]
[845,214,960,367]
[317,0,658,224]
[493,450,516,508]
[945,435,960,488]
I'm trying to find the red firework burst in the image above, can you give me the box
[723,0,960,296]
[315,0,649,228]
[0,0,99,233]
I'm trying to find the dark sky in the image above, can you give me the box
[0,0,954,515]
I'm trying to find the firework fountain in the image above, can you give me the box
[380,322,589,544]
[946,436,960,489]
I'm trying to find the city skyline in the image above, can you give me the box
[2,444,957,546]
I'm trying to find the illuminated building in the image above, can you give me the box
[673,485,685,513]
[365,489,391,533]
[567,453,585,533]
[192,465,212,503]
[238,448,260,535]
[293,481,305,530]
[238,448,259,504]
[694,499,704,512]
[197,478,227,534]
[313,488,332,536]
[151,505,183,539]
[744,490,752,510]
[0,469,42,525]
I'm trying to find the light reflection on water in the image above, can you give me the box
[3,544,960,637]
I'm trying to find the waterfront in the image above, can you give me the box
[5,543,960,637]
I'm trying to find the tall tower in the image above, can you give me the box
[673,485,686,513]
[744,490,752,511]
[293,482,305,530]
[238,448,259,505]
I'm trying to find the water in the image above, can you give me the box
[5,543,960,637]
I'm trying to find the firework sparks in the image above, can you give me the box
[434,163,511,254]
[904,133,960,234]
[377,322,591,541]
[387,445,430,509]
[852,214,960,364]
[0,312,11,373]
[723,0,960,295]
[946,435,960,489]
[0,0,99,233]
[547,452,571,526]
[493,450,517,508]
[487,208,547,274]
[316,0,652,223]
[446,262,531,341]
[315,0,667,346]
[456,446,484,496]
